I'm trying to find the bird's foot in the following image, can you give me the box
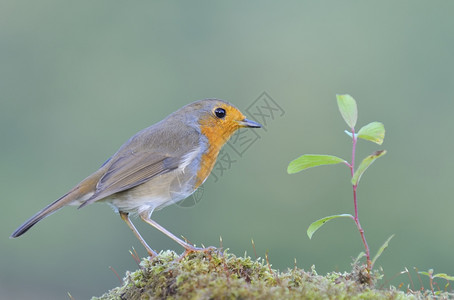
[146,248,158,258]
[178,245,219,260]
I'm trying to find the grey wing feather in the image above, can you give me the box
[79,119,201,208]
[79,151,181,207]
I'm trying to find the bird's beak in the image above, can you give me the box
[237,118,262,128]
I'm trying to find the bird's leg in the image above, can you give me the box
[139,212,216,258]
[120,212,157,258]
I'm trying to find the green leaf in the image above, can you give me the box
[418,271,431,277]
[371,234,394,268]
[287,154,347,174]
[357,122,385,145]
[336,94,358,129]
[351,150,387,185]
[433,273,454,281]
[307,214,353,239]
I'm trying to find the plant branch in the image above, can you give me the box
[350,127,371,272]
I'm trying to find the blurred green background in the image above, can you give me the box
[2,1,454,299]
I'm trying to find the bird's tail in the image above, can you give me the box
[10,169,103,238]
[10,186,84,238]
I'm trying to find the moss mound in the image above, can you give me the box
[93,250,427,299]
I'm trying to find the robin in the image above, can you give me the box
[10,99,261,257]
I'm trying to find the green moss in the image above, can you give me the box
[92,250,445,300]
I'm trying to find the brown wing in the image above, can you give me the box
[79,112,202,208]
[79,151,180,207]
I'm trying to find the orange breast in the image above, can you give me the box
[195,121,239,188]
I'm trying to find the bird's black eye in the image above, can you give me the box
[214,107,226,119]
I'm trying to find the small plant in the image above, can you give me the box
[287,94,391,279]
[418,269,454,296]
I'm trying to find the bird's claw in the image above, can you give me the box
[178,246,219,261]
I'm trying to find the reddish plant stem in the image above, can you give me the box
[350,128,371,271]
